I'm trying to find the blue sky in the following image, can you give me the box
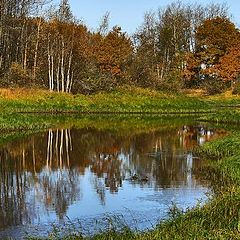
[66,0,240,34]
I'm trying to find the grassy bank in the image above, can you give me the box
[0,86,218,134]
[139,132,240,240]
[1,87,240,122]
[0,87,215,114]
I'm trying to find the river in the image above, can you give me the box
[0,118,224,239]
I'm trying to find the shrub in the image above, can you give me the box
[3,62,33,87]
[201,76,228,95]
[73,74,118,94]
[156,70,184,92]
[232,82,240,95]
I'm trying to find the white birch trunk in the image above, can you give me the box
[61,38,65,92]
[56,53,61,92]
[66,48,73,93]
[51,53,54,91]
[23,40,28,70]
[69,70,74,93]
[47,36,52,92]
[33,18,42,79]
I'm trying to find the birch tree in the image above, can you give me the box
[45,0,76,92]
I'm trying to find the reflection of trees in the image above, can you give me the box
[128,125,224,188]
[0,130,80,227]
[178,125,222,148]
[46,129,72,169]
[0,125,223,228]
[0,150,31,229]
[91,153,123,194]
[129,131,190,188]
[38,169,80,220]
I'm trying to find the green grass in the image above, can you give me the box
[0,86,215,114]
[142,133,240,240]
[0,86,218,142]
[199,110,240,124]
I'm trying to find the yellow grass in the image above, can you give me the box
[0,88,46,100]
[184,88,240,100]
[184,89,207,97]
[206,90,240,100]
[0,88,73,101]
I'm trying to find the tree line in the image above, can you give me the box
[0,0,239,94]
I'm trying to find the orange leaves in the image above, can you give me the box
[196,17,238,55]
[90,26,133,77]
[185,17,240,83]
[215,45,240,82]
[182,52,200,81]
[195,17,239,70]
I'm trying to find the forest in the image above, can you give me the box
[0,0,239,95]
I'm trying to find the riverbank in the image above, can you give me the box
[0,86,212,132]
[0,87,214,114]
[1,87,240,239]
[0,86,239,130]
[1,86,240,115]
[139,132,240,239]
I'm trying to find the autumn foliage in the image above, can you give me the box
[90,26,133,78]
[184,16,240,93]
[0,0,239,94]
[215,45,240,82]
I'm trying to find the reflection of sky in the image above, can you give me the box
[0,125,219,239]
[21,164,209,229]
[24,168,82,224]
[59,168,209,232]
[0,156,210,239]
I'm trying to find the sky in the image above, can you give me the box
[65,0,240,34]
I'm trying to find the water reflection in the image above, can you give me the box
[0,124,224,236]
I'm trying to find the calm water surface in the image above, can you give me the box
[0,121,223,238]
